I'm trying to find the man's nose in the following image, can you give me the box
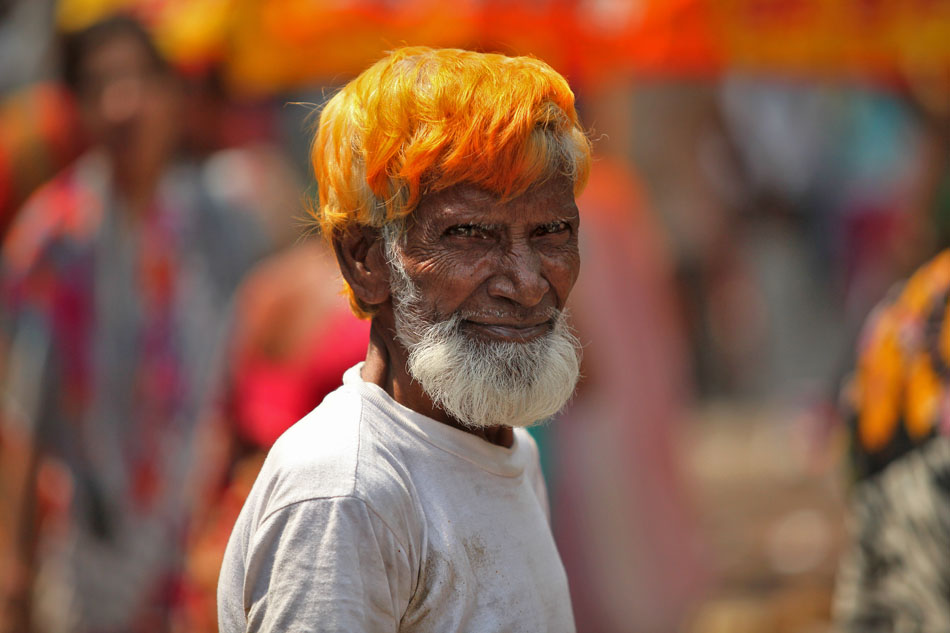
[486,242,549,307]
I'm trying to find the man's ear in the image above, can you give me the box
[332,226,391,308]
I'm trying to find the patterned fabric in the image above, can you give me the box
[843,249,950,481]
[1,151,263,633]
[834,249,950,631]
[834,436,950,633]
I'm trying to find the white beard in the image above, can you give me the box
[387,240,582,429]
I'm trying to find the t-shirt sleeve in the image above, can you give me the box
[239,496,414,633]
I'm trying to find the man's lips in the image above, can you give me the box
[461,319,553,342]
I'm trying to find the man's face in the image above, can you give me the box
[385,174,582,428]
[393,174,580,332]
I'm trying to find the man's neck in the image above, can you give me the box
[361,319,514,448]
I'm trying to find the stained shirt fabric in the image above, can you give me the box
[1,151,264,632]
[218,363,576,633]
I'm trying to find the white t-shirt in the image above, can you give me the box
[217,363,576,632]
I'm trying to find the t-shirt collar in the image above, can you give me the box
[343,363,533,477]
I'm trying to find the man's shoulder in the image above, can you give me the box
[265,386,363,492]
[251,384,422,528]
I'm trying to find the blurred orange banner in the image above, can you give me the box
[224,0,950,93]
[710,0,950,82]
[56,0,950,93]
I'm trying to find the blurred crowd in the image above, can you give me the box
[1,1,949,633]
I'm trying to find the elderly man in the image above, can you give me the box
[217,47,591,632]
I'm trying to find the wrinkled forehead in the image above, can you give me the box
[417,176,578,221]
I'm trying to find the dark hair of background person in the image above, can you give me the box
[59,13,170,94]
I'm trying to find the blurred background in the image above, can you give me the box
[1,1,949,632]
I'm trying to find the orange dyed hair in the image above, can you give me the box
[310,46,591,318]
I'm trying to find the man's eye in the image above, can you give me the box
[537,221,569,236]
[446,224,488,238]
